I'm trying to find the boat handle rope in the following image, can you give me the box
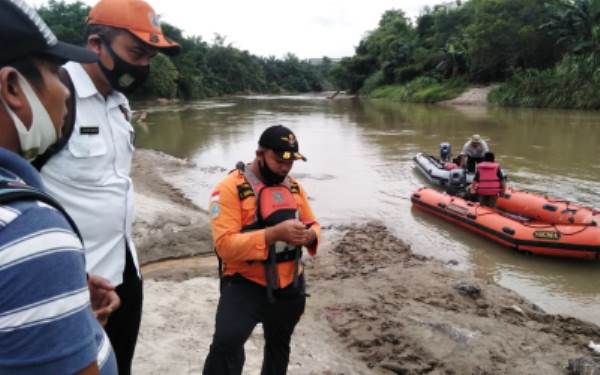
[552,224,591,236]
[519,222,592,236]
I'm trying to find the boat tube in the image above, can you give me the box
[413,152,474,187]
[411,187,600,260]
[498,189,600,226]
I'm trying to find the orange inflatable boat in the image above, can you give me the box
[497,188,600,226]
[411,187,600,260]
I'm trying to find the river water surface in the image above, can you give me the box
[135,95,600,325]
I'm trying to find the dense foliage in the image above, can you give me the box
[488,54,600,108]
[38,0,333,99]
[488,0,600,109]
[369,77,468,103]
[334,0,600,109]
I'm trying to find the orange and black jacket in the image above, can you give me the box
[209,169,320,288]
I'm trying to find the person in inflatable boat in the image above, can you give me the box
[461,134,490,173]
[469,152,506,208]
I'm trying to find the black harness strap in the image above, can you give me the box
[0,180,83,243]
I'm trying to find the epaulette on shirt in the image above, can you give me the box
[237,182,255,200]
[289,181,300,194]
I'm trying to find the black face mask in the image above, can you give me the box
[99,38,150,94]
[259,158,286,186]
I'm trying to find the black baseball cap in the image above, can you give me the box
[258,125,307,161]
[0,0,98,66]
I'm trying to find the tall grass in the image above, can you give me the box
[489,54,600,109]
[368,77,468,103]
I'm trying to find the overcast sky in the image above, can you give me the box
[34,0,444,59]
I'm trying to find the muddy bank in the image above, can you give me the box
[131,149,600,374]
[132,149,213,267]
[313,223,600,374]
[440,85,498,106]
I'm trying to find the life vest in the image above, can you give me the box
[476,162,502,196]
[236,164,303,301]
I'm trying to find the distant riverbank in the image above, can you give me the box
[367,77,496,107]
[366,53,600,111]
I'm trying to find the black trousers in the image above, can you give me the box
[466,156,483,173]
[203,274,306,375]
[479,194,498,208]
[104,247,143,375]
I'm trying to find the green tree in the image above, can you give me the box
[542,0,600,54]
[143,53,179,98]
[417,2,473,51]
[37,0,89,45]
[465,0,561,82]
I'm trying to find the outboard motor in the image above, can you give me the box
[446,168,467,196]
[439,142,452,162]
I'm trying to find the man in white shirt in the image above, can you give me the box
[461,134,490,173]
[39,0,180,374]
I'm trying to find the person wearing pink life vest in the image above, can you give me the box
[469,152,506,208]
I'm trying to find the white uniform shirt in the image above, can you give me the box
[41,62,139,286]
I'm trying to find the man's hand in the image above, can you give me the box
[88,274,120,326]
[266,220,314,246]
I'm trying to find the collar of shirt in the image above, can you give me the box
[64,62,128,110]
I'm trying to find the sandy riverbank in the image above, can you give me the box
[131,149,600,374]
[440,85,498,107]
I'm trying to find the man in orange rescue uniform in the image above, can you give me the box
[203,125,320,375]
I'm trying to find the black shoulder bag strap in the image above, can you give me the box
[32,67,77,171]
[0,181,83,244]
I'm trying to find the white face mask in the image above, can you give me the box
[0,73,57,161]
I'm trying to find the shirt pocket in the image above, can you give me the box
[68,131,108,158]
[65,128,109,183]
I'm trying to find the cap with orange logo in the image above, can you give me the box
[87,0,181,56]
[258,125,307,162]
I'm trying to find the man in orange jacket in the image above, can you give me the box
[203,125,320,375]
